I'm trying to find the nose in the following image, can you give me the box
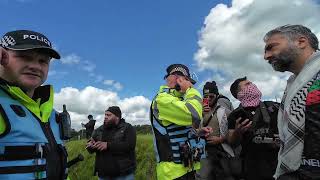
[264,51,272,61]
[28,60,42,71]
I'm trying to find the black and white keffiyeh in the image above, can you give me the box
[275,51,320,178]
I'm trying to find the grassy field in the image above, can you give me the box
[66,134,156,180]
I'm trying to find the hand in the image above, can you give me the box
[206,136,223,145]
[198,127,213,138]
[86,138,95,148]
[91,141,108,151]
[176,76,192,93]
[0,47,9,66]
[235,118,252,134]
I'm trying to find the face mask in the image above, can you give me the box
[237,83,262,107]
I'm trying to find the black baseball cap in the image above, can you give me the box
[164,64,196,84]
[203,81,219,95]
[0,30,60,59]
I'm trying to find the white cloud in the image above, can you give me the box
[113,82,123,90]
[48,70,68,77]
[103,80,114,85]
[195,0,320,104]
[94,75,104,83]
[54,86,151,130]
[82,60,96,72]
[103,79,123,91]
[60,54,81,65]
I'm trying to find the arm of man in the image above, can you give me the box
[207,108,229,145]
[227,109,252,146]
[153,87,202,127]
[86,129,99,153]
[108,124,136,152]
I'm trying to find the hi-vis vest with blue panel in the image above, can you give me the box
[0,89,68,180]
[150,87,206,164]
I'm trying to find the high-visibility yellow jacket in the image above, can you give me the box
[151,85,203,180]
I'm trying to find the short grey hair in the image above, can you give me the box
[264,24,319,51]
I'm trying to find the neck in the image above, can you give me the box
[291,49,315,75]
[25,90,34,98]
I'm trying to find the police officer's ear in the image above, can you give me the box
[0,48,9,66]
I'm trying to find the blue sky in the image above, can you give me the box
[0,0,229,99]
[1,0,319,129]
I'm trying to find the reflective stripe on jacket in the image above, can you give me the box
[151,86,203,180]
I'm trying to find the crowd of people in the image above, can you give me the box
[0,24,319,180]
[150,24,320,180]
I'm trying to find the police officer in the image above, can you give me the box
[0,30,68,180]
[150,64,212,180]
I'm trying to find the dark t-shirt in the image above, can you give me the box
[228,101,279,179]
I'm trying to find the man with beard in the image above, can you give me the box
[86,106,136,180]
[264,24,320,180]
[227,77,280,180]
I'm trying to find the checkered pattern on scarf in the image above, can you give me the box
[278,79,314,173]
[237,83,262,107]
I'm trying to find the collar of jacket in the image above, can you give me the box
[0,78,54,123]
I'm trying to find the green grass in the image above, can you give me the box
[66,134,156,180]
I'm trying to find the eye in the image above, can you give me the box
[15,54,33,61]
[265,44,273,51]
[39,58,50,65]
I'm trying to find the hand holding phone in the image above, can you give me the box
[202,98,210,112]
[235,118,252,134]
[86,138,95,149]
[232,108,250,123]
[176,77,192,93]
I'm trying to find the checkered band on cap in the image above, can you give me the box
[169,66,189,76]
[0,35,16,47]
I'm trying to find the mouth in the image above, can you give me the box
[268,59,277,66]
[23,72,41,78]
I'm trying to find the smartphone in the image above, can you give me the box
[203,98,209,107]
[232,108,250,123]
[202,98,210,112]
[174,84,181,91]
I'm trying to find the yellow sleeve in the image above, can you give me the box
[153,87,203,127]
[0,113,6,135]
